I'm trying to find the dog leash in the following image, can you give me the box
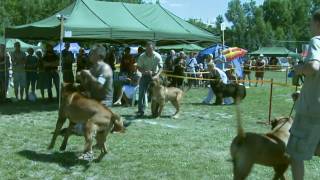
[272,86,298,132]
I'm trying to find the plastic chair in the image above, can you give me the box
[132,85,148,107]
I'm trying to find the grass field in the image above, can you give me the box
[0,71,319,180]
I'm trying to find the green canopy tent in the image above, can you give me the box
[158,43,204,52]
[250,47,300,58]
[0,37,37,50]
[5,0,218,43]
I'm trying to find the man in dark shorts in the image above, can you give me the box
[243,58,253,87]
[62,43,75,83]
[25,48,38,100]
[43,44,59,101]
[255,55,266,87]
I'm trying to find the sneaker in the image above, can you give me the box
[113,101,122,106]
[78,151,94,161]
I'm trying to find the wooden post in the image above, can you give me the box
[268,79,274,124]
[58,16,65,109]
[285,67,288,85]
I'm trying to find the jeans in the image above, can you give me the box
[48,71,60,100]
[138,75,152,113]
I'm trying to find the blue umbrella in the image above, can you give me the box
[54,42,81,54]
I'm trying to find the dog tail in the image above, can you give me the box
[111,113,125,133]
[242,85,246,100]
[235,98,245,139]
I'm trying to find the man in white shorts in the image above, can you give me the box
[286,9,320,180]
[11,42,26,101]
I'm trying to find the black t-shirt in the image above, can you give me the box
[43,52,58,71]
[62,50,74,70]
[0,55,10,73]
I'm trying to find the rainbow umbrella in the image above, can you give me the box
[222,47,247,61]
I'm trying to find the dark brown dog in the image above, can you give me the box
[230,104,292,179]
[48,83,124,161]
[150,78,183,118]
[209,70,246,105]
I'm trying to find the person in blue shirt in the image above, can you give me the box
[186,52,198,89]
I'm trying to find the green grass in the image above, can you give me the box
[0,71,319,180]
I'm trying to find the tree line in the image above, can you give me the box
[188,0,320,51]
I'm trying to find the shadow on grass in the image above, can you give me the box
[186,102,226,106]
[17,150,91,171]
[0,100,58,115]
[121,114,174,128]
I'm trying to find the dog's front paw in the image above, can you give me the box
[172,115,179,119]
[78,152,94,161]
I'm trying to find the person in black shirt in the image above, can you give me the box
[25,48,38,100]
[43,44,59,101]
[0,44,10,102]
[62,43,75,83]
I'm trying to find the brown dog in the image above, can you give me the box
[150,78,183,118]
[48,83,124,161]
[230,104,292,179]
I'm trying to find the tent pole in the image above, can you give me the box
[58,15,65,109]
[221,22,226,71]
[3,29,8,100]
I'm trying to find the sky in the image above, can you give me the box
[146,0,265,25]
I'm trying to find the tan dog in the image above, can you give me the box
[150,78,183,118]
[230,103,293,179]
[48,83,124,161]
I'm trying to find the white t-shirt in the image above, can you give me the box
[295,36,320,118]
[137,51,163,74]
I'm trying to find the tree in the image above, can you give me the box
[263,0,292,30]
[187,18,215,33]
[214,15,224,33]
[225,0,248,48]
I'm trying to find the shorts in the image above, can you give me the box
[286,113,320,160]
[255,72,264,78]
[13,72,26,88]
[26,72,38,83]
[123,85,136,99]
